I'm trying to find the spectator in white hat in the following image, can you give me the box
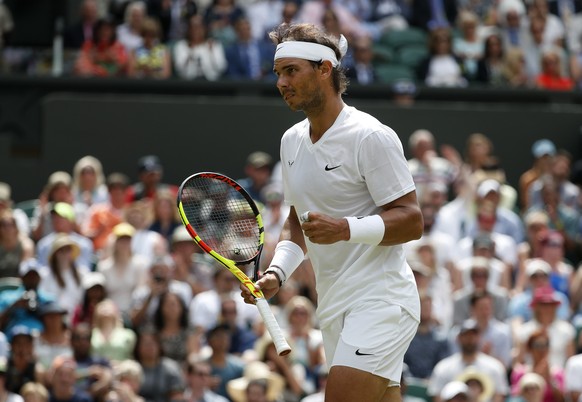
[440,380,472,402]
[519,139,556,212]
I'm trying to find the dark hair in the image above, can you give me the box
[154,291,189,331]
[268,23,348,94]
[92,18,117,46]
[469,290,491,307]
[483,33,504,59]
[133,326,163,362]
[49,250,80,289]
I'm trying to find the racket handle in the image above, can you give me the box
[255,298,292,356]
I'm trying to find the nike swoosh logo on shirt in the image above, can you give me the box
[355,349,373,356]
[325,164,341,171]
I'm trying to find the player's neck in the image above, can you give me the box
[307,96,345,143]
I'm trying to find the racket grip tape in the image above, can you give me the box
[255,298,292,356]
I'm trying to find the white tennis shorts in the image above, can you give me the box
[321,300,419,385]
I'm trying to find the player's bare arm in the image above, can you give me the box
[301,190,423,246]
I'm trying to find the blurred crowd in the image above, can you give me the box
[1,129,582,398]
[0,0,582,90]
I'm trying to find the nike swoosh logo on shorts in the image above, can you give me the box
[355,349,373,356]
[325,164,341,171]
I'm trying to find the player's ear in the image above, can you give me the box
[318,60,334,79]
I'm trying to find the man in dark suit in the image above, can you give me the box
[64,0,99,49]
[346,36,377,85]
[224,16,275,81]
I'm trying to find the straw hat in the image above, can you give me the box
[48,233,80,262]
[226,361,285,402]
[456,367,494,402]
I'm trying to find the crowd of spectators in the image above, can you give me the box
[1,130,582,402]
[0,0,582,90]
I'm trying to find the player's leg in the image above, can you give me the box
[322,301,418,402]
[325,365,391,402]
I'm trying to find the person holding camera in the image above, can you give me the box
[0,259,54,339]
[129,255,192,329]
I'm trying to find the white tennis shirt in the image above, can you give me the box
[280,105,421,327]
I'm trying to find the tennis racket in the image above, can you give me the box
[176,172,291,356]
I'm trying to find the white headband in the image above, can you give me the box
[274,35,348,67]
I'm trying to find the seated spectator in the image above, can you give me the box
[519,140,556,212]
[0,259,54,338]
[564,352,582,402]
[410,0,458,31]
[74,18,129,77]
[5,326,44,394]
[407,129,459,202]
[91,299,136,363]
[511,330,565,402]
[134,327,185,402]
[38,233,90,319]
[103,359,145,402]
[183,356,228,402]
[64,0,99,49]
[427,319,509,402]
[282,296,324,395]
[508,373,546,402]
[125,155,178,204]
[173,15,228,81]
[0,356,24,402]
[189,266,258,336]
[116,1,146,53]
[36,202,94,270]
[0,209,34,279]
[404,291,451,380]
[515,286,576,368]
[456,234,512,290]
[71,155,109,227]
[456,367,495,402]
[218,298,258,357]
[416,28,468,87]
[205,324,245,399]
[46,355,92,402]
[20,381,49,402]
[147,0,197,43]
[97,223,148,316]
[452,291,513,369]
[497,0,529,49]
[499,47,531,88]
[203,0,246,47]
[170,225,215,296]
[453,10,484,81]
[31,171,74,242]
[237,151,274,205]
[71,323,113,401]
[509,259,571,336]
[439,381,471,402]
[34,302,72,370]
[124,202,167,266]
[537,231,574,298]
[452,257,509,327]
[71,271,108,327]
[535,47,574,90]
[224,17,275,81]
[154,291,197,364]
[130,255,192,329]
[345,36,377,85]
[475,34,505,86]
[148,189,181,245]
[82,172,130,254]
[226,360,285,402]
[127,17,172,79]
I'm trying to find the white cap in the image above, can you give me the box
[525,258,551,277]
[441,381,469,401]
[477,179,501,198]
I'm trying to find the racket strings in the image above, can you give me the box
[181,177,261,263]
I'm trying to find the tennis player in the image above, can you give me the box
[240,23,423,402]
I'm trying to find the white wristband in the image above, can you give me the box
[268,240,305,285]
[345,215,385,245]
